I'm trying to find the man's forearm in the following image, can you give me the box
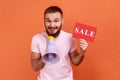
[74,51,85,66]
[31,58,45,71]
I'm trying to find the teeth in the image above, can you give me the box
[48,28,56,32]
[48,27,57,29]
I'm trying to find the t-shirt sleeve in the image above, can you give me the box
[70,38,76,53]
[31,35,40,53]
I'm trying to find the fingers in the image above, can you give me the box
[80,39,88,51]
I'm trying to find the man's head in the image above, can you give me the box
[44,6,63,37]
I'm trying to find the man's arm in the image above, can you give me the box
[69,50,85,66]
[31,52,45,71]
[69,39,88,66]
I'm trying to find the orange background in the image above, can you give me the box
[0,0,120,80]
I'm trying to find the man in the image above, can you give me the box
[31,6,88,80]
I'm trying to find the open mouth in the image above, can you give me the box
[48,27,58,31]
[48,27,58,29]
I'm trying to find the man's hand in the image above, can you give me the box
[69,39,88,66]
[31,52,45,71]
[80,39,88,51]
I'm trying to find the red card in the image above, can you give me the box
[72,23,97,42]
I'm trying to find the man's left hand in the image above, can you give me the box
[79,39,88,51]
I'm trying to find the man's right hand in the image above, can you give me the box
[31,52,45,71]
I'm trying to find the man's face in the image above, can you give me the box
[44,12,63,37]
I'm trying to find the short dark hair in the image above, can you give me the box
[44,6,63,17]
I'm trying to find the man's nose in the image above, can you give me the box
[50,22,55,27]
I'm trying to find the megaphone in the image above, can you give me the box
[42,36,60,65]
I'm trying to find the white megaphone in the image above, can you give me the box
[42,36,60,64]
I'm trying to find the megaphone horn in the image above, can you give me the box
[42,36,60,65]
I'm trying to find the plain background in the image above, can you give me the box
[0,0,120,80]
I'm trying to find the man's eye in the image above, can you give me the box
[54,20,59,22]
[46,20,51,22]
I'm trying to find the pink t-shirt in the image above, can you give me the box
[31,30,76,80]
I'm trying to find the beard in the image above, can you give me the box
[45,25,62,38]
